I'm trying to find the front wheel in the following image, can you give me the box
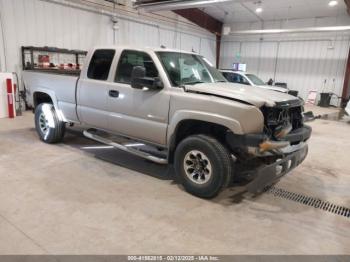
[174,135,234,198]
[35,103,66,143]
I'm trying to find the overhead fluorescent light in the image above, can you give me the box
[134,0,234,12]
[230,26,350,35]
[328,0,338,7]
[255,7,263,13]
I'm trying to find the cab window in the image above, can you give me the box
[115,50,158,84]
[87,49,115,80]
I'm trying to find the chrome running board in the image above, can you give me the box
[83,130,168,165]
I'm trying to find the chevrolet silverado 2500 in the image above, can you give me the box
[23,46,311,198]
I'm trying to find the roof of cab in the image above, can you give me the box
[91,45,198,55]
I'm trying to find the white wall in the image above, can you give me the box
[221,16,350,105]
[0,0,216,74]
[0,6,6,72]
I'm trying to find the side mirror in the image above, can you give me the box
[131,66,163,90]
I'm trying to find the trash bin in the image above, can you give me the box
[318,92,332,107]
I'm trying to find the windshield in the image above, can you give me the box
[246,74,265,86]
[157,52,227,86]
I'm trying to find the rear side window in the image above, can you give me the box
[87,49,115,80]
[222,72,233,82]
[223,72,250,85]
[233,73,243,83]
[115,50,158,84]
[238,75,250,85]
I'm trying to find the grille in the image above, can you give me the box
[289,107,304,129]
[262,106,303,137]
[265,186,350,219]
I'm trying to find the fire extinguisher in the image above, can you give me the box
[6,78,15,118]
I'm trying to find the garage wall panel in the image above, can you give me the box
[0,3,6,71]
[0,0,216,75]
[221,37,350,104]
[199,38,216,65]
[258,42,278,82]
[221,41,278,80]
[240,42,261,74]
[179,33,201,54]
[221,16,350,104]
[274,39,350,101]
[0,0,114,73]
[159,28,177,49]
[220,41,241,69]
[117,20,159,48]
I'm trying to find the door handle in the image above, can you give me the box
[109,90,119,98]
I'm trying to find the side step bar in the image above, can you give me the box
[83,130,168,165]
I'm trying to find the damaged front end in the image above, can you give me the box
[226,99,312,193]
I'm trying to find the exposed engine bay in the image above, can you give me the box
[261,104,304,142]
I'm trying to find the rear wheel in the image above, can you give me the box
[174,135,234,198]
[35,103,65,143]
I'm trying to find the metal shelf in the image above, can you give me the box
[22,46,87,72]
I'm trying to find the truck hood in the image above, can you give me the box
[184,82,299,107]
[256,84,289,93]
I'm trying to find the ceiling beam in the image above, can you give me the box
[134,1,223,35]
[173,8,223,35]
[345,0,350,15]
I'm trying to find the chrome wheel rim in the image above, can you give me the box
[184,150,212,185]
[39,112,49,135]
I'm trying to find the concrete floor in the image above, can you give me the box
[304,104,341,116]
[0,111,349,255]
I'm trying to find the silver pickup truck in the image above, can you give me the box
[23,46,311,198]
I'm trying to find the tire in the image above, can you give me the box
[174,135,234,198]
[35,103,66,143]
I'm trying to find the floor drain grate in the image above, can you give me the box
[265,186,350,218]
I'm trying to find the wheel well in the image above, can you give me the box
[33,92,53,108]
[168,120,229,163]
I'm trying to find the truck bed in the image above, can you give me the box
[23,70,79,122]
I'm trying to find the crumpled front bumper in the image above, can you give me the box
[246,143,308,193]
[226,125,312,149]
[226,126,311,194]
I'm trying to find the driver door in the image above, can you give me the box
[107,50,170,146]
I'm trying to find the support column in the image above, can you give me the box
[216,34,221,69]
[342,47,350,107]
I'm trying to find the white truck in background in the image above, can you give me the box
[220,69,289,93]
